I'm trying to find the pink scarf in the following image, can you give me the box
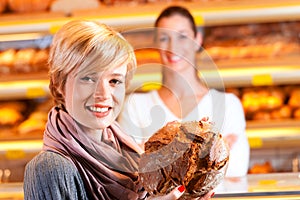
[43,107,144,200]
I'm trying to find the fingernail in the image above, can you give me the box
[178,185,185,193]
[210,192,215,198]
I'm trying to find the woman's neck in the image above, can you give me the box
[158,68,209,118]
[77,122,103,142]
[161,68,207,98]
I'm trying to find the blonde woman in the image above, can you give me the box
[23,20,214,200]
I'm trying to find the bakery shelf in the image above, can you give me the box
[0,0,299,152]
[0,79,50,100]
[246,119,300,149]
[0,140,42,153]
[2,173,300,199]
[0,0,300,34]
[0,182,23,200]
[130,55,300,91]
[0,54,299,99]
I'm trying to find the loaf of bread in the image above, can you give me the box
[139,119,229,199]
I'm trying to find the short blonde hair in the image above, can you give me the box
[48,20,137,106]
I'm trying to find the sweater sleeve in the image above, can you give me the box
[23,151,88,200]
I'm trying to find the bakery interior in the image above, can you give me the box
[0,0,300,199]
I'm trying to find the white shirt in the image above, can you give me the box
[118,89,250,177]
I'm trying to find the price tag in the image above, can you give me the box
[258,179,277,186]
[5,150,25,160]
[26,87,46,98]
[49,23,65,34]
[142,82,161,92]
[252,74,273,86]
[194,15,204,26]
[248,137,263,148]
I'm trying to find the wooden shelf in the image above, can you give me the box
[0,0,300,34]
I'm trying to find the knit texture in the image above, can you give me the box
[24,151,88,200]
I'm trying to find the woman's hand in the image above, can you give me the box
[224,133,238,149]
[147,185,215,200]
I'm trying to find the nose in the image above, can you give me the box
[94,79,110,100]
[167,36,179,55]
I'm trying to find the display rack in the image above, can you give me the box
[0,0,300,150]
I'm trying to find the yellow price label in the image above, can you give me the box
[49,24,62,34]
[248,137,263,148]
[26,87,46,98]
[5,150,25,160]
[258,179,277,186]
[252,74,273,86]
[142,82,161,92]
[49,21,70,34]
[194,15,204,26]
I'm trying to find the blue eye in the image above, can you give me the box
[80,76,95,82]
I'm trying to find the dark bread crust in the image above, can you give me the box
[139,120,229,199]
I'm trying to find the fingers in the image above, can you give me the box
[172,185,185,199]
[225,133,238,149]
[199,191,215,200]
[147,186,215,200]
[201,117,209,121]
[147,185,185,200]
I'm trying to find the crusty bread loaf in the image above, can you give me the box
[139,119,229,199]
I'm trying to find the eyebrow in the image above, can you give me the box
[111,72,126,77]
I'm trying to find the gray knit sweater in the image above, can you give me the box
[23,151,89,200]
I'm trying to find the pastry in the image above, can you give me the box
[13,48,36,73]
[0,107,23,126]
[17,112,47,135]
[139,119,229,199]
[0,49,16,74]
[288,89,300,108]
[31,48,49,72]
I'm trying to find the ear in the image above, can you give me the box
[194,31,203,51]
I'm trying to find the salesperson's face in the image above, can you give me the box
[64,64,127,130]
[156,14,201,72]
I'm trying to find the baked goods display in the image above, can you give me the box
[0,48,49,75]
[0,101,26,127]
[203,21,300,61]
[227,85,300,121]
[17,98,53,135]
[0,98,52,139]
[139,119,229,199]
[0,0,7,14]
[7,0,53,13]
[31,48,49,72]
[0,49,16,74]
[249,161,273,174]
[134,49,161,66]
[14,48,37,73]
[0,0,217,14]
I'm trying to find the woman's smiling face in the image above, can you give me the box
[64,63,127,131]
[156,14,201,71]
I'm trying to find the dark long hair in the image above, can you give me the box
[154,6,197,37]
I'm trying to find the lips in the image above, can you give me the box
[166,53,181,63]
[87,105,111,118]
